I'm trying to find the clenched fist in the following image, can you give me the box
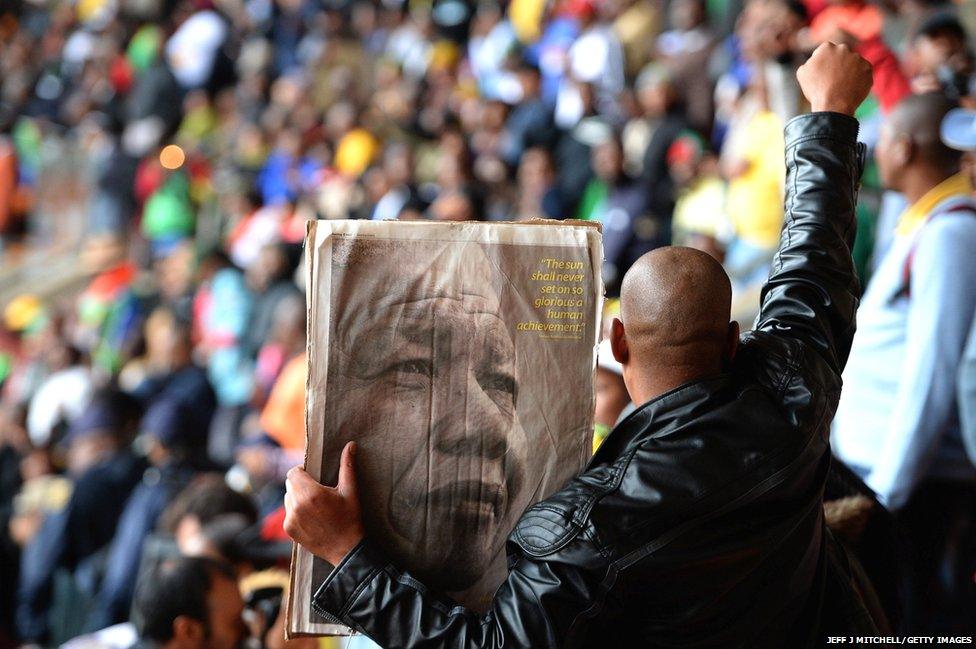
[797,42,873,116]
[284,442,365,566]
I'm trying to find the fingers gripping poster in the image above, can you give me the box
[288,220,603,637]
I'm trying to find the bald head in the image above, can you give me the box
[883,93,961,178]
[613,247,735,402]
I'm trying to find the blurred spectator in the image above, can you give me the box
[0,123,30,238]
[165,2,230,91]
[593,338,629,452]
[154,241,198,323]
[614,0,661,78]
[243,243,302,359]
[16,389,144,645]
[87,116,140,236]
[623,63,688,227]
[833,93,976,634]
[87,399,216,631]
[740,0,808,122]
[193,250,254,467]
[429,186,484,221]
[656,0,716,132]
[668,131,730,248]
[160,474,259,557]
[130,556,245,649]
[908,13,974,99]
[241,350,306,478]
[75,237,141,375]
[514,146,563,220]
[577,135,666,294]
[126,307,216,445]
[252,292,305,405]
[468,1,519,101]
[500,61,558,168]
[369,142,425,221]
[25,314,93,447]
[561,0,625,122]
[802,1,911,114]
[721,71,785,321]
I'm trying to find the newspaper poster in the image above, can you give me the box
[288,220,603,636]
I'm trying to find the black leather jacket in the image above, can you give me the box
[311,113,867,648]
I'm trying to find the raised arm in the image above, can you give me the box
[754,43,872,374]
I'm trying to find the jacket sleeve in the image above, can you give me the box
[754,112,864,376]
[311,538,613,649]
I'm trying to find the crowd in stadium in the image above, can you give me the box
[0,0,975,646]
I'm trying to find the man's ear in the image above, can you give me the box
[173,615,205,645]
[894,136,913,168]
[610,318,629,365]
[725,321,740,365]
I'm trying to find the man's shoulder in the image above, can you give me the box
[511,379,811,563]
[737,326,845,402]
[510,331,838,564]
[917,204,976,252]
[511,459,622,559]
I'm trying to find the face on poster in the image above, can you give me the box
[303,227,597,623]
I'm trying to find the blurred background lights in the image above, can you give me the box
[159,144,185,170]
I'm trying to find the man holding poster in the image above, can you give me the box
[286,43,879,647]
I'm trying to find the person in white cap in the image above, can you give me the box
[832,92,976,633]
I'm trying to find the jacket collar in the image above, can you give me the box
[589,373,732,468]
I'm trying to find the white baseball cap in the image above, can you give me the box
[941,107,976,151]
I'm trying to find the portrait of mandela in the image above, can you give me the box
[307,231,595,617]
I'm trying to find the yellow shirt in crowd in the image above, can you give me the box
[726,110,785,250]
[672,176,730,245]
